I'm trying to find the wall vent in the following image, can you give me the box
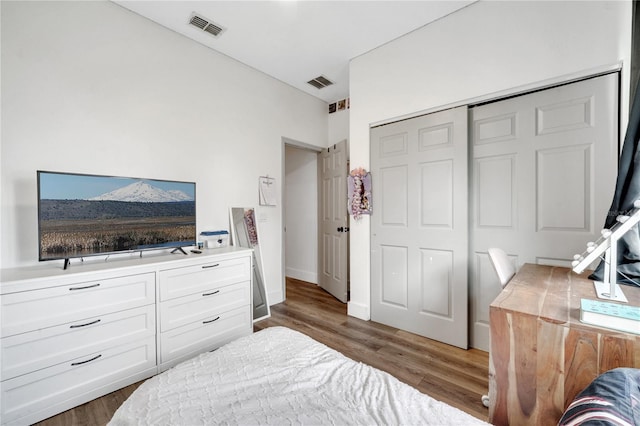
[307,75,334,89]
[189,13,225,37]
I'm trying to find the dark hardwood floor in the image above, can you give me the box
[35,277,489,425]
[256,278,490,422]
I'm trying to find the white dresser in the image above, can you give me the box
[0,247,253,426]
[158,255,252,371]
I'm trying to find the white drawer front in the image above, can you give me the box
[2,272,155,336]
[160,281,250,332]
[2,305,156,381]
[159,256,250,301]
[1,336,156,424]
[160,304,251,365]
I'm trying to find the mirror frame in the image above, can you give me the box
[229,207,271,322]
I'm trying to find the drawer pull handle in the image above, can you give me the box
[202,263,220,269]
[202,290,220,296]
[203,316,220,324]
[69,283,100,291]
[70,319,101,329]
[71,354,102,366]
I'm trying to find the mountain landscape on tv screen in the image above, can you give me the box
[39,180,196,259]
[89,181,193,202]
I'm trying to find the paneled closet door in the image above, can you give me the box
[370,106,468,349]
[470,73,619,350]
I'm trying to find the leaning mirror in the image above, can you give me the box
[230,207,270,322]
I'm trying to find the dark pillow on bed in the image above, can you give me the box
[558,367,640,426]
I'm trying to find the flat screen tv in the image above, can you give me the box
[38,171,196,268]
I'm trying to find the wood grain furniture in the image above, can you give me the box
[0,247,253,426]
[488,263,640,425]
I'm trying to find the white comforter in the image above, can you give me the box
[109,326,488,425]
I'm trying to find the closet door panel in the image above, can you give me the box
[470,73,619,350]
[380,165,408,227]
[476,155,515,228]
[371,106,468,349]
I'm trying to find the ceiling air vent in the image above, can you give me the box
[307,75,334,89]
[189,13,225,38]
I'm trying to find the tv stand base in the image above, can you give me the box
[171,247,188,255]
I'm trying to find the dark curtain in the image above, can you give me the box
[589,77,640,286]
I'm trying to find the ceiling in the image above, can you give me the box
[112,1,475,104]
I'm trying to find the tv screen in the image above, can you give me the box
[37,171,196,263]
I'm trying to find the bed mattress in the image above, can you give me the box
[109,326,488,425]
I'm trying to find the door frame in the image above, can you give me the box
[281,137,323,300]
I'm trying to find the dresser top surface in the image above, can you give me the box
[0,246,253,293]
[490,263,640,328]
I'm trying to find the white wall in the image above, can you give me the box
[1,1,328,305]
[348,0,632,320]
[284,145,318,283]
[329,107,350,151]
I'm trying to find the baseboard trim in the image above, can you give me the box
[347,301,370,320]
[285,267,318,285]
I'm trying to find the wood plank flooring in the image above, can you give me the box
[256,278,490,422]
[35,277,489,425]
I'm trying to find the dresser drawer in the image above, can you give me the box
[160,281,250,332]
[159,304,251,366]
[1,336,156,425]
[1,272,155,336]
[159,256,250,301]
[2,305,155,381]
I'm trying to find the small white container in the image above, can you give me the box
[200,230,229,248]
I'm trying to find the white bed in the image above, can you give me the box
[109,326,488,425]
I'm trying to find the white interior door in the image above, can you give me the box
[370,106,468,349]
[470,73,619,350]
[318,140,349,302]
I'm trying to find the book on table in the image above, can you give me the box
[580,298,640,334]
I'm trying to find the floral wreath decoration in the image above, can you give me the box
[348,167,372,220]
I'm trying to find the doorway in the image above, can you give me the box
[283,140,350,304]
[284,144,320,287]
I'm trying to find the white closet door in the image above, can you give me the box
[470,73,619,350]
[371,106,468,349]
